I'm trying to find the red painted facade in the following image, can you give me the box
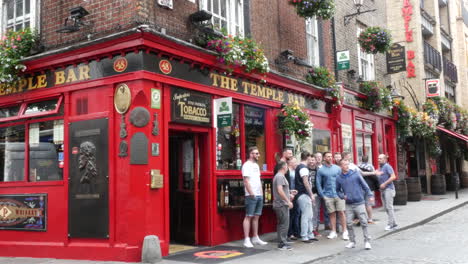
[0,30,396,261]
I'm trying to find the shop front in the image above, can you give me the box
[340,88,398,206]
[0,30,334,261]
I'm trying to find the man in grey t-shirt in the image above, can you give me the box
[273,160,294,250]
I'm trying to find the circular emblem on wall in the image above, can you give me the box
[159,60,172,75]
[114,83,132,114]
[130,107,151,127]
[113,57,128,72]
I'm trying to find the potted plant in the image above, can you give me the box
[288,0,336,20]
[358,27,392,54]
[305,66,341,106]
[206,34,270,76]
[277,101,314,145]
[0,28,36,86]
[359,81,392,112]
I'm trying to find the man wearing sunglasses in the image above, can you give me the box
[242,146,268,247]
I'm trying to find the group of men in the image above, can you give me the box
[241,146,398,251]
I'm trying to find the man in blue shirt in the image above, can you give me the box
[376,154,398,231]
[317,152,348,240]
[336,159,374,250]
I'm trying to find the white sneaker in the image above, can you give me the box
[243,238,254,248]
[327,231,338,239]
[365,242,372,250]
[384,224,397,231]
[251,236,268,245]
[342,230,349,240]
[345,242,356,248]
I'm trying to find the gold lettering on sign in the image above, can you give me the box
[208,73,307,107]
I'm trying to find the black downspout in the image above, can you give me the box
[331,17,339,82]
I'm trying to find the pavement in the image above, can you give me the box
[1,188,467,264]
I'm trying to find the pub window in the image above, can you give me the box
[312,129,331,154]
[216,103,266,171]
[355,119,374,164]
[0,125,26,182]
[0,105,21,119]
[244,106,265,170]
[0,98,64,183]
[357,25,375,81]
[217,103,240,170]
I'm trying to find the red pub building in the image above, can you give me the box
[0,0,396,262]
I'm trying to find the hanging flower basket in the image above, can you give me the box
[288,0,336,20]
[277,101,314,143]
[358,27,392,54]
[305,66,341,106]
[393,99,411,140]
[0,28,36,86]
[359,81,392,112]
[206,34,270,76]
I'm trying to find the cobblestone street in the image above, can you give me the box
[313,204,468,264]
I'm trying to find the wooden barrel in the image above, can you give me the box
[406,177,422,201]
[393,179,408,205]
[461,171,468,188]
[431,174,446,195]
[445,173,456,191]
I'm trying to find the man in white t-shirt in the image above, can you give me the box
[242,146,268,248]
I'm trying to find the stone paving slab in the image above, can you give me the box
[0,189,467,264]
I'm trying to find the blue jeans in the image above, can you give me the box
[288,199,301,237]
[245,195,263,216]
[297,194,315,240]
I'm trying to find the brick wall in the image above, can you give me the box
[333,0,390,90]
[39,0,333,82]
[41,0,140,50]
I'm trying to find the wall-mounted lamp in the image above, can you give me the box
[389,85,405,100]
[57,6,90,33]
[274,49,312,72]
[344,0,377,26]
[346,69,363,83]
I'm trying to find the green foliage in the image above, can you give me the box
[288,0,336,20]
[206,34,269,75]
[0,28,36,85]
[358,27,392,54]
[359,81,392,112]
[277,102,314,143]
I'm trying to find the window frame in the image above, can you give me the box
[357,26,375,81]
[306,17,320,67]
[0,96,63,122]
[0,111,65,184]
[354,118,375,165]
[0,0,39,36]
[201,0,244,36]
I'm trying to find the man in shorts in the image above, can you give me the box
[242,146,268,247]
[317,152,348,240]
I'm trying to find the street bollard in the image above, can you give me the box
[453,172,460,199]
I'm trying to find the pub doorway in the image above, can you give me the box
[169,129,210,251]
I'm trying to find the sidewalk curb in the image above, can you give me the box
[301,200,468,264]
[377,200,468,240]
